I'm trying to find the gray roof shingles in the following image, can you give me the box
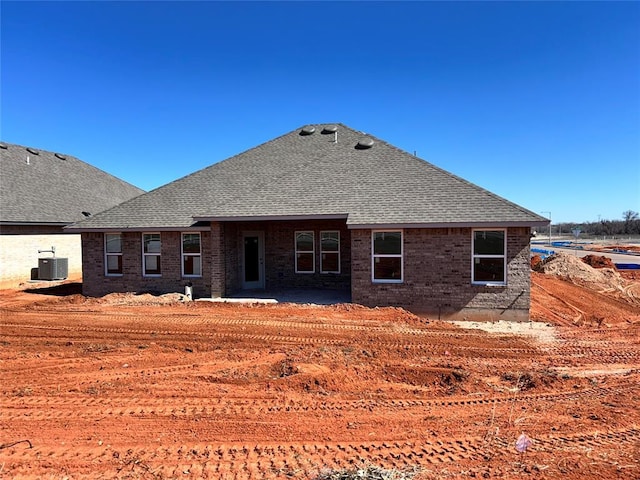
[0,142,144,225]
[64,124,547,230]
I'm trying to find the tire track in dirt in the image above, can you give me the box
[2,384,636,422]
[2,428,638,479]
[542,343,640,363]
[1,308,541,340]
[0,321,540,357]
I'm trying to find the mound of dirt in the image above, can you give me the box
[530,254,542,270]
[384,365,467,393]
[582,254,617,270]
[97,291,190,305]
[536,252,624,291]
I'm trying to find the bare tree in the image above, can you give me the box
[623,210,639,234]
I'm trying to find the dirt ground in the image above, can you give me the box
[1,259,639,479]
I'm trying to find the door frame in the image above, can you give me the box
[241,231,265,289]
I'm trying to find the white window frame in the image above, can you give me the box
[295,230,315,274]
[142,232,162,277]
[471,228,507,286]
[181,232,202,277]
[104,233,123,276]
[372,230,403,283]
[320,231,340,274]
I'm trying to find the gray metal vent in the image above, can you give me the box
[0,143,7,149]
[26,147,40,155]
[55,153,67,160]
[300,126,316,135]
[355,137,374,149]
[322,125,338,134]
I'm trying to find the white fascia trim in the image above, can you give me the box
[193,214,349,222]
[348,220,548,229]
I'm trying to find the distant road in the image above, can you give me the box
[531,245,640,266]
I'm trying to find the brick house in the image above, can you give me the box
[67,124,547,320]
[0,142,144,287]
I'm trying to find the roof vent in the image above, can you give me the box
[55,153,67,160]
[322,125,338,134]
[26,147,39,155]
[0,143,7,149]
[355,137,374,149]
[300,125,316,135]
[81,211,91,217]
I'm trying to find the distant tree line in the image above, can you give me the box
[537,210,640,237]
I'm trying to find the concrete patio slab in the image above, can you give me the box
[197,288,351,305]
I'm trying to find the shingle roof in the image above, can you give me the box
[0,142,144,225]
[65,124,547,230]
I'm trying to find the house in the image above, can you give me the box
[66,124,548,320]
[0,142,144,287]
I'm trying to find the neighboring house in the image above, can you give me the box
[0,142,144,287]
[67,124,547,320]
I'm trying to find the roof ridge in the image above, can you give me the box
[193,124,345,215]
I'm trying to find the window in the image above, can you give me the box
[320,231,340,273]
[372,230,403,282]
[295,231,314,273]
[105,233,123,275]
[472,229,506,285]
[142,233,161,276]
[182,233,202,277]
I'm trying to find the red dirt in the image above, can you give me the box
[1,273,639,479]
[581,254,617,270]
[620,270,640,281]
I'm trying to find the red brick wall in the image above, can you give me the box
[81,231,211,298]
[351,227,531,320]
[81,224,532,321]
[210,223,225,297]
[81,221,351,298]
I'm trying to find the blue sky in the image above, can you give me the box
[2,1,638,224]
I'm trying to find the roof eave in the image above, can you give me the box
[193,214,350,223]
[64,225,211,233]
[347,220,549,229]
[1,221,70,226]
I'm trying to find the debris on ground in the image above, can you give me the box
[313,465,420,480]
